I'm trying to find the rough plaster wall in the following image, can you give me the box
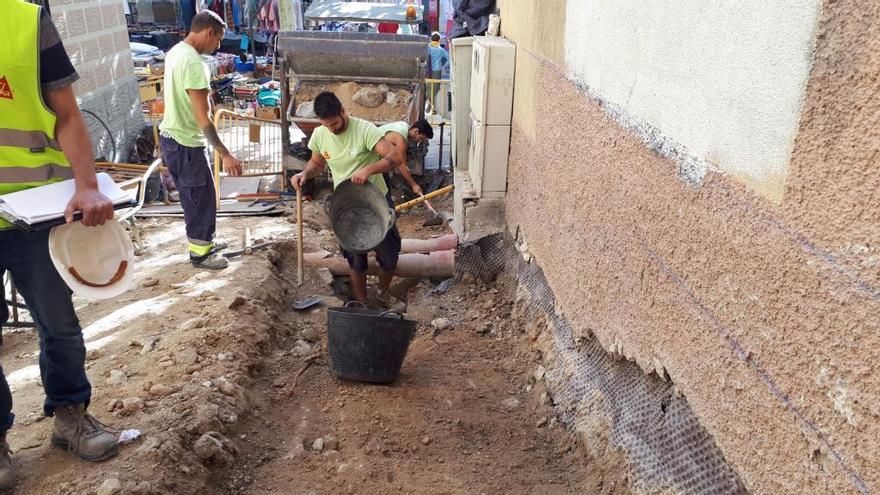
[496,0,565,142]
[783,2,880,268]
[499,1,879,493]
[562,0,822,203]
[51,0,143,161]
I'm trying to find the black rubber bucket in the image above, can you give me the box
[327,302,415,383]
[327,180,395,254]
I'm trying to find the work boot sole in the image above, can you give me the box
[50,434,118,462]
[190,259,229,270]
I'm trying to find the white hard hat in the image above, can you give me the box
[49,220,134,300]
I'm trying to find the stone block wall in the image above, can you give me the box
[49,0,143,161]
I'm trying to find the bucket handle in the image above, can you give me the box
[379,310,404,320]
[344,301,366,308]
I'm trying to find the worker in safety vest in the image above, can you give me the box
[0,0,119,488]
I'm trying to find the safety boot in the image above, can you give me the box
[0,432,17,492]
[51,404,118,462]
[191,252,229,270]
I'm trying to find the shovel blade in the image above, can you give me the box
[292,296,323,310]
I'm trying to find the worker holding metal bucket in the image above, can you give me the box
[290,92,405,309]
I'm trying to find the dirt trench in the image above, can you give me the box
[208,255,611,495]
[0,201,627,494]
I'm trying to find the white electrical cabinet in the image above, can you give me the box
[467,36,515,197]
[469,36,516,126]
[450,37,475,172]
[468,116,512,195]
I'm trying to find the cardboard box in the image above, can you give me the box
[255,106,280,121]
[138,82,158,102]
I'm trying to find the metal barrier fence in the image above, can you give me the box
[424,78,452,170]
[212,109,285,207]
[425,78,452,123]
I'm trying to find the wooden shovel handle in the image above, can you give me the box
[68,261,128,288]
[394,185,454,212]
[296,189,304,286]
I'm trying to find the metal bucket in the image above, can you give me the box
[327,302,415,383]
[327,180,394,253]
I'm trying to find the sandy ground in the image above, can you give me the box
[0,191,612,494]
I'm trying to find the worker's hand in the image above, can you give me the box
[351,168,372,185]
[65,186,114,227]
[290,172,306,192]
[411,183,423,196]
[222,153,242,177]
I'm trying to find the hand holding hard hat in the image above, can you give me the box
[49,220,134,300]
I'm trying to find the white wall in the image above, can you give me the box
[564,0,821,201]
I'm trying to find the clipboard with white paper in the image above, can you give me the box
[0,173,136,230]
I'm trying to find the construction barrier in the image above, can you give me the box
[212,109,285,208]
[424,78,452,171]
[425,78,452,123]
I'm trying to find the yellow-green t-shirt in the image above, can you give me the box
[158,42,210,147]
[309,117,388,194]
[378,121,410,143]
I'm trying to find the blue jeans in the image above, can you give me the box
[0,229,91,431]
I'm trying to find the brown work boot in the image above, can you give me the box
[51,405,118,462]
[0,432,17,492]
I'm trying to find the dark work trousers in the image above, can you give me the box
[0,229,92,432]
[160,136,217,254]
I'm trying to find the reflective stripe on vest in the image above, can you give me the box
[0,0,73,227]
[0,129,62,152]
[0,163,72,183]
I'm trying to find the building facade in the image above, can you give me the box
[496,1,879,493]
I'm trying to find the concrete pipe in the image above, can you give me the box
[304,250,454,278]
[399,234,458,254]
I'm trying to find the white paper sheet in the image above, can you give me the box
[0,173,132,224]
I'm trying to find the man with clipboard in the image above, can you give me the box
[0,0,119,489]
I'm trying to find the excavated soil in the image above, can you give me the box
[0,191,623,494]
[216,270,606,495]
[295,81,413,123]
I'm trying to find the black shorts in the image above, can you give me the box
[341,224,401,274]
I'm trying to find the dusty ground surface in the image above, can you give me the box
[0,189,606,494]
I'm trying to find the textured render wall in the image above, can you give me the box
[561,0,822,203]
[51,0,143,161]
[498,0,879,493]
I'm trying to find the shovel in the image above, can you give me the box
[296,188,304,285]
[395,185,454,227]
[292,296,324,310]
[420,197,443,226]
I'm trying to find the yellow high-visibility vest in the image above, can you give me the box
[0,0,73,224]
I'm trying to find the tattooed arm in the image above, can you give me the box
[187,88,242,176]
